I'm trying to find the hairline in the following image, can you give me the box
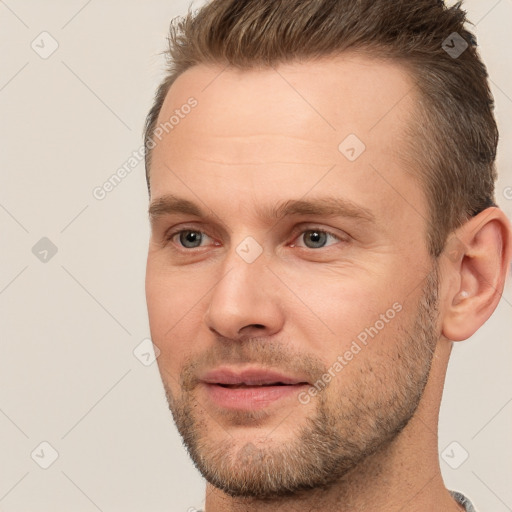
[145,50,427,185]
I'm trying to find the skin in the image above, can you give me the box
[145,54,512,511]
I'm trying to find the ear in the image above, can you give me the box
[441,207,512,342]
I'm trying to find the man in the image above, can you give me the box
[144,0,512,510]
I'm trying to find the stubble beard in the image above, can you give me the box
[162,266,440,499]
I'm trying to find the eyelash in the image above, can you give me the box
[164,225,346,251]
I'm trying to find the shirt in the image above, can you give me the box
[193,489,477,511]
[450,490,478,511]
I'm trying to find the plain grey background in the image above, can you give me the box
[0,1,511,511]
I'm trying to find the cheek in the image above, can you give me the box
[318,309,410,403]
[146,260,219,377]
[284,267,400,343]
[286,271,412,384]
[146,256,207,329]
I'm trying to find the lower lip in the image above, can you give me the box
[202,383,309,410]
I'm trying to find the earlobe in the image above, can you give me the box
[441,207,512,342]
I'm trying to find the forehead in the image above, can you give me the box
[149,54,426,238]
[156,53,417,143]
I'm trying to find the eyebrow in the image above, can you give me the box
[148,194,376,226]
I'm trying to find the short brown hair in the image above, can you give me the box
[144,0,498,258]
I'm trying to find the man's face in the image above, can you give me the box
[145,55,441,497]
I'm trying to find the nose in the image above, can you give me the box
[203,247,285,341]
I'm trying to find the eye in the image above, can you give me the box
[291,228,344,249]
[167,229,215,249]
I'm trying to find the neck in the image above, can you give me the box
[203,339,464,512]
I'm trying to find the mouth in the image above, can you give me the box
[199,367,310,410]
[201,367,309,386]
[216,382,295,388]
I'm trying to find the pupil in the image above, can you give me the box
[181,231,201,247]
[306,230,326,248]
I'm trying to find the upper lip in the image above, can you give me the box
[200,367,310,386]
